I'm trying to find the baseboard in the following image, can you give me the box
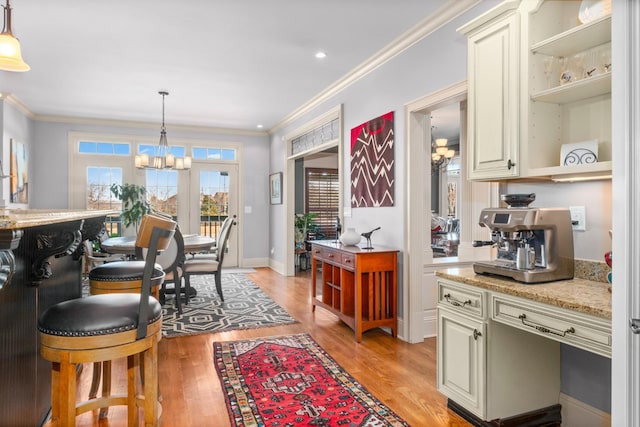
[268,258,285,275]
[424,308,437,338]
[559,393,611,427]
[241,257,270,268]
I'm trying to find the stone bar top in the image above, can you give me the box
[436,267,612,320]
[0,209,119,229]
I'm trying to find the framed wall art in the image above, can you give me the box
[350,111,395,207]
[270,172,282,205]
[10,139,28,204]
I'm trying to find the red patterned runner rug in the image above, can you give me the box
[214,333,410,426]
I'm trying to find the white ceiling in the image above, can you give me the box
[0,0,450,132]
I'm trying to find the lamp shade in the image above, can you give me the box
[0,33,29,71]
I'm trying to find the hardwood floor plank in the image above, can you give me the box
[46,267,470,426]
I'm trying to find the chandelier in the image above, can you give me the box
[431,138,455,174]
[135,91,191,170]
[0,0,29,72]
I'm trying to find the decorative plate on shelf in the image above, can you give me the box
[578,0,611,24]
[561,140,598,166]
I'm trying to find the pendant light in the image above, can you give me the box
[135,91,191,170]
[0,0,29,72]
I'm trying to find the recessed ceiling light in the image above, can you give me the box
[315,52,327,59]
[257,124,264,129]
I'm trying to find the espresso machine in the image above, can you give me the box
[472,194,574,283]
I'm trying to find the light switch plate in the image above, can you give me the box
[569,206,586,231]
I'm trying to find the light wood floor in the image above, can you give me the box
[60,267,470,426]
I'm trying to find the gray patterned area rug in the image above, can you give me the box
[161,273,297,338]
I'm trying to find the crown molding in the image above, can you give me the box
[3,93,267,137]
[4,94,36,119]
[269,0,481,134]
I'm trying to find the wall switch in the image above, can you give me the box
[569,206,586,231]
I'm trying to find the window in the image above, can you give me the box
[86,166,123,235]
[145,169,178,219]
[305,168,339,239]
[79,141,130,155]
[192,147,236,160]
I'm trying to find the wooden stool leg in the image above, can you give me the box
[127,355,139,426]
[59,358,77,426]
[143,342,159,426]
[50,362,60,424]
[99,361,112,419]
[88,362,101,400]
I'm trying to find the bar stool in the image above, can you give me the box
[86,245,166,418]
[38,214,176,426]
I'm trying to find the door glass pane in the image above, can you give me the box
[198,170,229,237]
[146,169,178,219]
[86,166,123,235]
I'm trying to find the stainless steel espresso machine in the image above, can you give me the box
[472,193,574,283]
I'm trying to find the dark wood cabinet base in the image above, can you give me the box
[448,399,562,427]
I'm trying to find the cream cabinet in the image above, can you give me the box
[459,2,520,180]
[437,278,561,422]
[459,0,612,181]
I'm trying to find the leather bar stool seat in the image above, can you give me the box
[89,261,164,299]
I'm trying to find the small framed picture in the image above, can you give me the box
[269,172,282,205]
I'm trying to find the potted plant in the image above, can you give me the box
[295,213,317,249]
[110,183,151,233]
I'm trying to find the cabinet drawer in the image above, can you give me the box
[321,248,340,263]
[341,253,355,270]
[438,280,485,319]
[492,294,611,358]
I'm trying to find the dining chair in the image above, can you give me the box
[136,225,186,314]
[38,214,176,426]
[183,218,236,302]
[82,239,126,277]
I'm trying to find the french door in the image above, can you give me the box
[189,163,239,267]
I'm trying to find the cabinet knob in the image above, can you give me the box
[507,159,516,170]
[473,329,482,340]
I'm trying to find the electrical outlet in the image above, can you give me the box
[569,206,586,231]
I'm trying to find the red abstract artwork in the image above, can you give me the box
[350,111,395,207]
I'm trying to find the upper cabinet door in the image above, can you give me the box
[460,4,520,180]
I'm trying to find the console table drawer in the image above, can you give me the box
[492,294,611,358]
[438,279,485,319]
[341,253,355,270]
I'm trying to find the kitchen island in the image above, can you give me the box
[0,209,117,427]
[435,267,611,426]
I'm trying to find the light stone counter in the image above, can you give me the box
[0,209,118,229]
[435,267,611,320]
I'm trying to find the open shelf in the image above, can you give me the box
[531,15,611,57]
[531,72,610,104]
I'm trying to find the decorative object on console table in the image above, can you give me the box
[350,111,395,207]
[310,241,398,342]
[561,139,598,166]
[269,172,282,205]
[339,227,361,246]
[360,226,380,249]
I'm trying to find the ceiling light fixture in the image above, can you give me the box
[315,52,327,59]
[431,137,455,174]
[135,91,191,170]
[0,0,29,72]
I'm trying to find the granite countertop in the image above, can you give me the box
[0,209,119,229]
[435,267,612,320]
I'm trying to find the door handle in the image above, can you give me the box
[630,318,640,334]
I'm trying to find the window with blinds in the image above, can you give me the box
[305,168,339,239]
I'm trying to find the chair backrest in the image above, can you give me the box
[136,214,176,339]
[216,218,236,267]
[136,225,185,277]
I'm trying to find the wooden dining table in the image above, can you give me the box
[101,234,215,256]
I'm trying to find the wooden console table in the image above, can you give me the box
[310,241,398,342]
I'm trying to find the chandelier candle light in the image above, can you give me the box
[431,138,455,172]
[135,91,191,170]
